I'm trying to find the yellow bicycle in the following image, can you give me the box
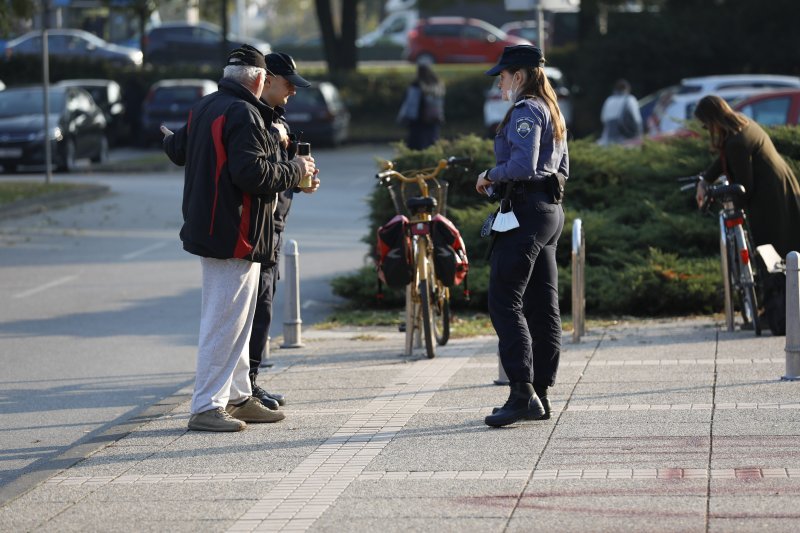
[376,156,471,358]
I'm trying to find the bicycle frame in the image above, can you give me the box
[377,158,466,357]
[710,177,760,334]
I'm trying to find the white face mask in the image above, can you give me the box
[503,75,519,102]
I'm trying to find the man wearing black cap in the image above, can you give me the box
[248,52,319,409]
[162,45,316,432]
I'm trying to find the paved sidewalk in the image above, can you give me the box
[2,318,798,532]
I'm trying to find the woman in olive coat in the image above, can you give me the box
[694,95,800,258]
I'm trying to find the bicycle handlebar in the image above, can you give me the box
[374,157,472,186]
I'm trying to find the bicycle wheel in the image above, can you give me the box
[419,279,436,358]
[432,282,450,346]
[731,226,762,336]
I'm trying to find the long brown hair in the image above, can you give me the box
[496,65,565,142]
[694,95,748,150]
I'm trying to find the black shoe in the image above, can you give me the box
[251,385,280,410]
[265,390,286,406]
[491,396,551,420]
[485,382,544,428]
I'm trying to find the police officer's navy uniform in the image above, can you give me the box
[482,45,568,427]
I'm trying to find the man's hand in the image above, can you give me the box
[295,155,316,178]
[273,122,289,148]
[695,179,708,209]
[160,125,174,138]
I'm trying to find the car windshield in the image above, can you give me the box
[0,89,65,118]
[288,89,325,108]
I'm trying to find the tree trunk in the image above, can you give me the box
[315,0,359,75]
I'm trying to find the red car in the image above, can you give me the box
[404,17,531,64]
[733,89,800,126]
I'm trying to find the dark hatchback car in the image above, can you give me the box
[144,22,270,66]
[0,86,108,173]
[4,29,143,67]
[283,82,349,146]
[56,79,128,146]
[140,79,217,145]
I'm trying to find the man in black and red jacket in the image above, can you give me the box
[162,45,316,432]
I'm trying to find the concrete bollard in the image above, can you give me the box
[572,218,586,343]
[280,239,304,348]
[782,251,800,381]
[493,351,509,386]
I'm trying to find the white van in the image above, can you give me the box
[357,10,418,47]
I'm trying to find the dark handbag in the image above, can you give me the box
[548,172,567,204]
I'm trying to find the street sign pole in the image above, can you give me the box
[41,1,52,184]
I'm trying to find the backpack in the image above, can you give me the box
[421,90,445,124]
[430,214,468,287]
[376,215,413,288]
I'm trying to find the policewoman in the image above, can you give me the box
[475,45,568,428]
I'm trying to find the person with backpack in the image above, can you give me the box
[475,45,569,428]
[396,61,445,150]
[597,79,642,145]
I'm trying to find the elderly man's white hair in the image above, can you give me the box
[223,64,266,86]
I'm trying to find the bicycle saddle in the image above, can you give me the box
[709,183,746,200]
[406,196,437,212]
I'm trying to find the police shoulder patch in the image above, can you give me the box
[515,117,534,138]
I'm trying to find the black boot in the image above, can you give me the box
[533,383,551,420]
[250,373,280,410]
[491,397,551,420]
[485,382,544,427]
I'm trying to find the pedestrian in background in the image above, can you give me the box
[694,95,800,258]
[475,45,568,428]
[396,61,445,150]
[162,45,314,432]
[597,78,642,145]
[248,51,320,410]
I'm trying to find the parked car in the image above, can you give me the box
[140,79,217,146]
[483,66,572,136]
[357,10,418,47]
[500,20,548,46]
[144,22,270,66]
[645,74,800,135]
[283,81,349,146]
[4,29,143,67]
[404,17,531,64]
[733,89,800,127]
[0,85,108,173]
[55,79,128,146]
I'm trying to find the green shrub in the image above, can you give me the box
[333,125,800,317]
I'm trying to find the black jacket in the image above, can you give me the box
[164,78,302,263]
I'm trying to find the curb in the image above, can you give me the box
[0,184,111,221]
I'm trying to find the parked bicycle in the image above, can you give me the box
[376,156,471,358]
[680,175,761,335]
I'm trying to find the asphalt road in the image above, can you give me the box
[0,143,392,493]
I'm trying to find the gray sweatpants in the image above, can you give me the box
[190,257,259,414]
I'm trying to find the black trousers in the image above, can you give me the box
[488,190,564,386]
[249,233,281,374]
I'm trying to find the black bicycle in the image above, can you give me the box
[681,175,761,335]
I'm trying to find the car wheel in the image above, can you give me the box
[416,52,435,64]
[91,135,109,164]
[3,164,17,174]
[57,139,76,173]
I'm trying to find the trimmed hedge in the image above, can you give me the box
[332,126,800,317]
